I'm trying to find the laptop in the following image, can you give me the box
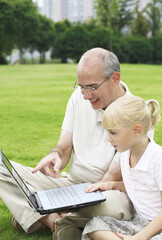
[0,150,106,215]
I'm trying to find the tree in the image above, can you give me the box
[88,27,110,50]
[153,32,162,63]
[51,20,72,63]
[94,0,133,50]
[131,0,150,36]
[126,35,152,63]
[51,32,68,63]
[144,0,162,62]
[26,14,40,64]
[35,15,55,64]
[94,0,119,50]
[82,18,98,32]
[12,0,40,64]
[113,0,133,32]
[144,0,162,37]
[62,24,90,62]
[54,19,72,33]
[52,24,90,63]
[0,0,15,63]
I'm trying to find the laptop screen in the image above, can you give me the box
[0,150,32,200]
[0,150,106,214]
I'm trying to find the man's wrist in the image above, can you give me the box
[49,149,58,155]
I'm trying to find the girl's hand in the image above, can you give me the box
[116,232,136,240]
[85,181,115,193]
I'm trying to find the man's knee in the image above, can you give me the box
[102,190,134,220]
[77,190,134,220]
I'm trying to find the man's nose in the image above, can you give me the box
[82,89,92,100]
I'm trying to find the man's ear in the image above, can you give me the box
[111,72,120,85]
[133,124,143,135]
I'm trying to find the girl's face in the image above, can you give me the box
[108,127,135,152]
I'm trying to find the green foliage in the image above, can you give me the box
[112,36,130,63]
[0,0,15,57]
[0,0,162,64]
[35,15,55,63]
[51,31,68,63]
[144,0,162,37]
[82,18,98,32]
[88,27,110,50]
[124,35,152,63]
[51,20,72,63]
[0,0,55,64]
[94,0,133,32]
[54,19,72,33]
[64,25,90,62]
[152,33,162,63]
[12,0,39,63]
[117,0,133,32]
[131,1,150,36]
[52,24,90,63]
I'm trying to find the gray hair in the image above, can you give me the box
[80,48,120,79]
[102,51,120,78]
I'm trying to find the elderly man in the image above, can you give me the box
[0,48,133,239]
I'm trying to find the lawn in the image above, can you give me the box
[0,63,162,240]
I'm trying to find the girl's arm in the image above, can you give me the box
[85,161,126,193]
[117,192,162,240]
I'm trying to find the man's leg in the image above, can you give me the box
[52,190,133,240]
[77,189,134,220]
[0,160,75,233]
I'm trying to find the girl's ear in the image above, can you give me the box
[133,124,143,135]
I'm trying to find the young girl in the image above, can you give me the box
[82,95,162,240]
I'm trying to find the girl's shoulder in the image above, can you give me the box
[151,140,162,154]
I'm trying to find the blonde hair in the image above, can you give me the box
[102,95,161,134]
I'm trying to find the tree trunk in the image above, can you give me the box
[19,40,24,64]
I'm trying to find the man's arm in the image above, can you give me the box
[32,130,73,178]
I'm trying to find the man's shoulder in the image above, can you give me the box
[120,81,132,96]
[70,88,83,101]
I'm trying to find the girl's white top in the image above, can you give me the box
[121,139,162,220]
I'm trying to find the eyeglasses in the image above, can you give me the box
[73,72,114,92]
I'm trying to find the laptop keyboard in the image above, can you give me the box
[46,186,82,207]
[37,182,102,210]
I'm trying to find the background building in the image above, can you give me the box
[33,0,96,22]
[33,0,152,23]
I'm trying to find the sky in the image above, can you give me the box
[33,0,43,7]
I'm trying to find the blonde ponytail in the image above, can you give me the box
[102,95,161,134]
[147,99,161,130]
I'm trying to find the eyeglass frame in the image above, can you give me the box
[73,72,114,91]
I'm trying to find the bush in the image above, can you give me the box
[125,35,152,63]
[65,25,90,62]
[0,55,8,64]
[88,27,111,50]
[153,34,162,64]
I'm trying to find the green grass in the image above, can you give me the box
[0,63,162,239]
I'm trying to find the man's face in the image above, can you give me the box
[77,61,117,110]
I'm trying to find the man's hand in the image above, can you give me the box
[32,152,62,178]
